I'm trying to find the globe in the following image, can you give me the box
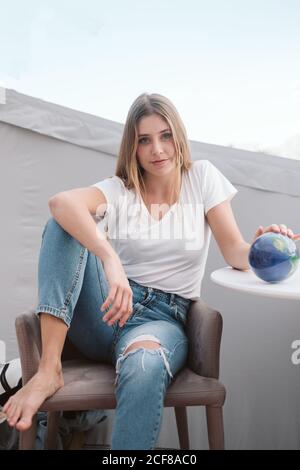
[248,232,299,283]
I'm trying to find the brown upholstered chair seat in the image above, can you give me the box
[16,299,226,450]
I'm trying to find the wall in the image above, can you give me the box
[1,90,300,449]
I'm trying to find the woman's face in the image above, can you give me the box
[136,114,177,177]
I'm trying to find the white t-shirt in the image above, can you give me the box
[91,159,237,300]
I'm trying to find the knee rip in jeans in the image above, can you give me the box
[115,334,173,386]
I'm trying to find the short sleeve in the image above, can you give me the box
[91,176,125,207]
[201,160,238,215]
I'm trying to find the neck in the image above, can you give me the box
[142,170,181,204]
[143,175,173,195]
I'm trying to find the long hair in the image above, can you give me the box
[115,93,192,205]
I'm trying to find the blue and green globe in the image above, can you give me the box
[249,232,299,283]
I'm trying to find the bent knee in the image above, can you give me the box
[115,335,173,384]
[124,340,160,355]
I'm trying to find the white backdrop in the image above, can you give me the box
[1,89,300,449]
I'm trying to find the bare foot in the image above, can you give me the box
[3,367,64,431]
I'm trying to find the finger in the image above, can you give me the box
[293,233,300,241]
[119,295,133,327]
[279,224,287,236]
[267,224,280,233]
[108,290,132,327]
[107,308,126,327]
[253,226,264,241]
[287,229,294,238]
[119,308,133,328]
[113,290,132,327]
[101,285,118,312]
[105,288,124,324]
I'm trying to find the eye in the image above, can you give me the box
[162,132,172,140]
[138,137,149,144]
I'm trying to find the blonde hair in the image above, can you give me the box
[115,93,192,205]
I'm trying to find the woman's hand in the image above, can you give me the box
[253,224,300,243]
[100,254,133,327]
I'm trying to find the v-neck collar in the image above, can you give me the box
[139,173,185,223]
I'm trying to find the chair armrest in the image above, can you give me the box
[186,299,223,379]
[15,310,42,384]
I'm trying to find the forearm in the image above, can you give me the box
[226,242,251,271]
[49,194,118,262]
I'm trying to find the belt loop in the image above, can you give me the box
[170,293,175,305]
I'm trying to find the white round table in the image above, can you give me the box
[210,266,300,300]
[210,265,300,449]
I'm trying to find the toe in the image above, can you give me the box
[16,410,33,431]
[8,405,22,427]
[3,397,13,413]
[6,403,17,422]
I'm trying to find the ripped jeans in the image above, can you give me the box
[35,218,191,450]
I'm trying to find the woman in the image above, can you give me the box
[3,93,300,449]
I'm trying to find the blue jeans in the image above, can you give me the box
[35,218,191,450]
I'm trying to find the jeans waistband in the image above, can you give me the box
[128,279,191,307]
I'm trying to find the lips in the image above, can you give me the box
[151,158,168,165]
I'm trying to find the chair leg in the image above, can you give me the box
[205,406,225,450]
[174,406,190,449]
[19,414,37,450]
[44,411,61,449]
